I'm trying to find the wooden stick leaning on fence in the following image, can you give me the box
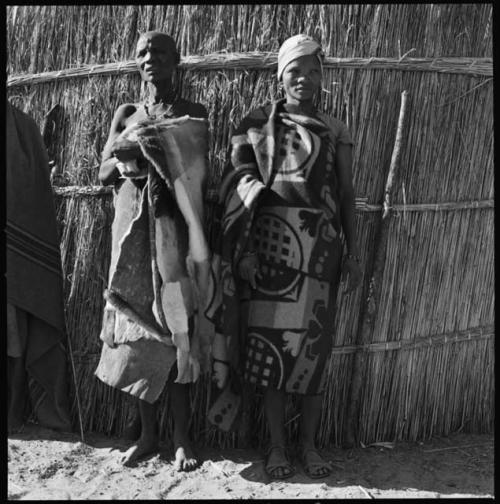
[48,179,86,443]
[42,109,86,442]
[344,90,409,448]
[64,325,85,442]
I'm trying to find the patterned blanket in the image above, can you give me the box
[96,116,213,402]
[206,100,348,430]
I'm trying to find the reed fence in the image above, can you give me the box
[6,4,494,448]
[6,55,493,88]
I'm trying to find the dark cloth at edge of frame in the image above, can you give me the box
[8,305,72,431]
[6,101,71,432]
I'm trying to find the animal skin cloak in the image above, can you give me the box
[95,114,213,403]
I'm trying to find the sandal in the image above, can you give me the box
[300,446,332,479]
[265,444,296,480]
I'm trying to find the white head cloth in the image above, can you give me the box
[277,34,324,81]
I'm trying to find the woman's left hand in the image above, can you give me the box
[238,254,261,289]
[341,256,363,293]
[111,138,143,163]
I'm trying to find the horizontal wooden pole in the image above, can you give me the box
[331,324,494,354]
[7,54,493,88]
[69,324,494,359]
[360,200,495,212]
[52,185,494,212]
[54,185,112,197]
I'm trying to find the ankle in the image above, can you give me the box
[300,440,316,451]
[142,429,159,439]
[269,433,287,447]
[173,430,191,447]
[139,424,159,441]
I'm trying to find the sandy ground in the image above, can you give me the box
[8,424,493,500]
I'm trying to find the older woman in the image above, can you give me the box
[96,31,211,470]
[208,34,362,479]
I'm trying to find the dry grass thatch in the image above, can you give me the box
[6,4,494,448]
[6,55,493,88]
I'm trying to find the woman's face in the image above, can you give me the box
[281,54,322,103]
[135,34,176,84]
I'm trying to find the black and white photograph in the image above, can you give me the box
[6,4,493,500]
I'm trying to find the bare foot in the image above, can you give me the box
[120,436,158,466]
[174,445,199,472]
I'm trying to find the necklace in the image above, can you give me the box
[144,99,178,120]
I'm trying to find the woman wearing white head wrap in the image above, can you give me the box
[277,33,324,81]
[207,35,362,480]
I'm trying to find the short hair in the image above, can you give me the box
[137,31,180,65]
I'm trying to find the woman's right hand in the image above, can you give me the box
[238,254,261,289]
[116,160,147,178]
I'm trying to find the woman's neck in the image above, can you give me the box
[147,81,176,104]
[283,98,316,116]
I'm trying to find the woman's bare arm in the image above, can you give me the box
[336,143,359,257]
[336,143,362,292]
[98,104,142,185]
